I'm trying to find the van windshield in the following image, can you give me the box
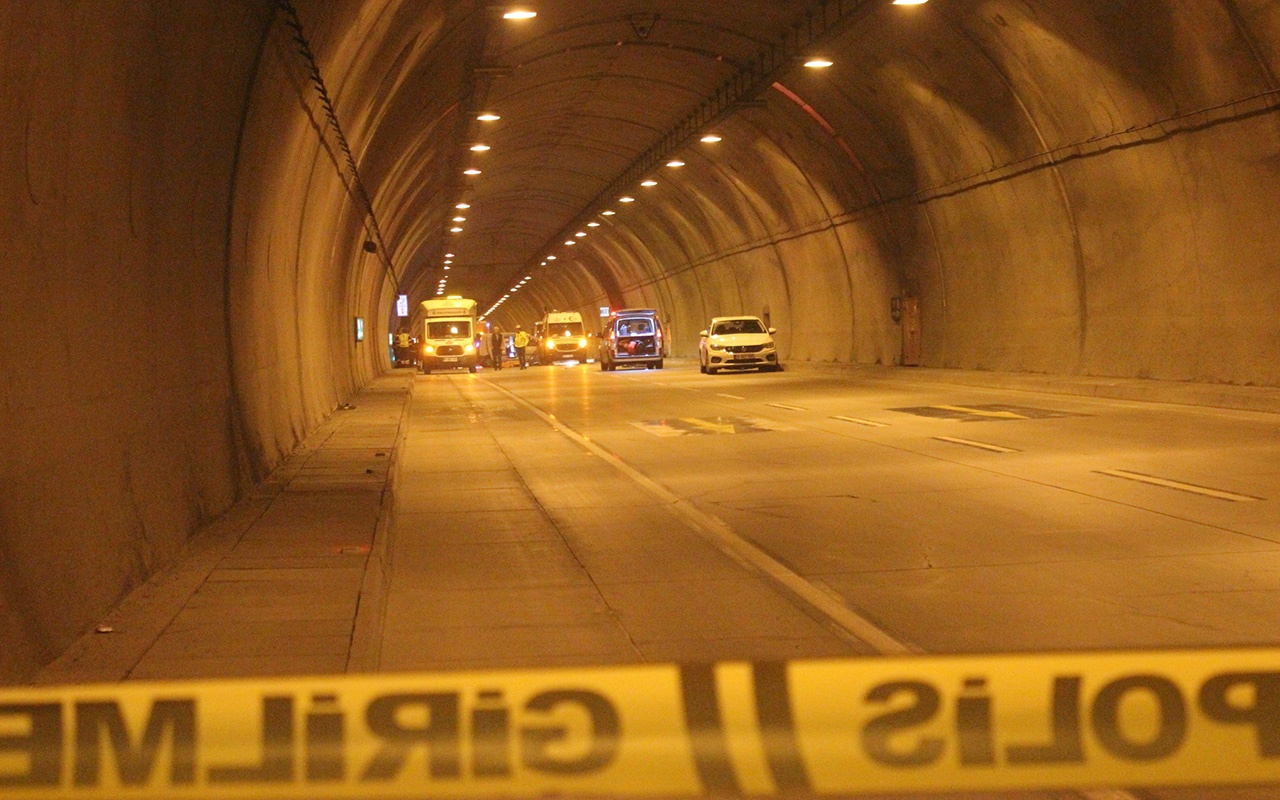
[713,319,765,335]
[548,322,584,337]
[428,321,471,339]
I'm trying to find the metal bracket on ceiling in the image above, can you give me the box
[629,13,659,40]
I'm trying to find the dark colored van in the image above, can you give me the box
[599,308,666,371]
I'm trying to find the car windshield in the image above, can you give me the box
[548,322,584,337]
[617,318,654,336]
[427,320,471,338]
[713,319,765,335]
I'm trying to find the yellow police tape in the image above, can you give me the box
[2,647,1277,797]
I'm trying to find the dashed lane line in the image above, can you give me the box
[716,393,745,400]
[766,402,808,411]
[934,436,1020,453]
[830,415,888,428]
[1097,469,1262,502]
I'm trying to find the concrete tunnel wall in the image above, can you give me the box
[0,1,412,680]
[2,0,1280,682]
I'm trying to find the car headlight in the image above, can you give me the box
[545,341,554,350]
[464,344,475,354]
[578,338,588,348]
[424,345,435,355]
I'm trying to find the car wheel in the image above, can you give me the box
[468,365,477,374]
[655,358,664,370]
[707,366,719,375]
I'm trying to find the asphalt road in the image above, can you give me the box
[370,360,1280,800]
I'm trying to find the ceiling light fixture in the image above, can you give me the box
[477,113,501,121]
[587,222,600,227]
[601,210,616,216]
[804,58,834,68]
[463,168,482,175]
[452,216,466,222]
[666,160,685,168]
[619,196,635,203]
[575,232,586,237]
[503,10,537,20]
[700,134,722,143]
[450,227,464,233]
[641,180,658,187]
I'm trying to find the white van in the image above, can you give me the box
[419,296,478,374]
[537,310,589,363]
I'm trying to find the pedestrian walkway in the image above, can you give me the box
[32,372,413,684]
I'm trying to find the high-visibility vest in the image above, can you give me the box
[514,331,531,348]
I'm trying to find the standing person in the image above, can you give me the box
[513,325,531,369]
[395,328,413,367]
[489,325,504,371]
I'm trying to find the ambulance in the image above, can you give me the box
[419,296,479,374]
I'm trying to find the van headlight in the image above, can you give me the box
[464,343,475,354]
[579,338,588,348]
[424,345,435,355]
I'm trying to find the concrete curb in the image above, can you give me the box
[780,361,1280,416]
[346,371,416,673]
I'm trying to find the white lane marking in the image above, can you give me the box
[766,402,808,411]
[830,415,888,428]
[1097,469,1262,502]
[934,404,1028,419]
[934,436,1019,453]
[485,381,916,656]
[717,393,745,400]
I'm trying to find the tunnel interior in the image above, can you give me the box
[2,0,1278,680]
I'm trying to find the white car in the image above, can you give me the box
[698,316,781,374]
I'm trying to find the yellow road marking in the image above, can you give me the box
[934,404,1027,419]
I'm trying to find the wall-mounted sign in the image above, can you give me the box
[355,317,365,342]
[600,306,611,317]
[396,295,409,317]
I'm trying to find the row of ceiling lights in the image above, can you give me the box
[439,8,537,298]
[471,0,929,310]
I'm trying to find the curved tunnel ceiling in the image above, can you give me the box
[324,0,857,310]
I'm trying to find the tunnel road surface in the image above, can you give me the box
[364,361,1280,800]
[376,360,1280,673]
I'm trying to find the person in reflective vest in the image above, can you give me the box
[513,326,531,369]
